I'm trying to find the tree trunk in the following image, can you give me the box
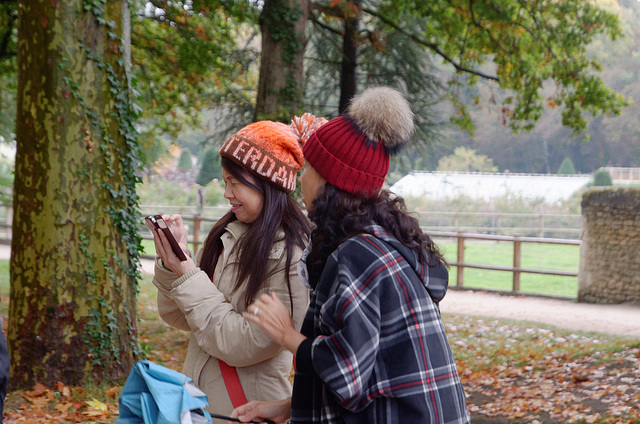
[338,1,360,114]
[10,0,142,388]
[255,0,310,122]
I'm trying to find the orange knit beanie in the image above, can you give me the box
[219,116,326,193]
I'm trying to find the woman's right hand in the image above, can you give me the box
[229,398,291,424]
[243,293,307,354]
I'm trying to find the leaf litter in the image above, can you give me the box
[445,315,640,423]
[3,300,638,423]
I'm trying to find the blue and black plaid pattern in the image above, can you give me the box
[291,225,470,423]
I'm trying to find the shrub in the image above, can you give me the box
[177,148,193,171]
[593,168,613,186]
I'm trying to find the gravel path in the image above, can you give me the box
[143,254,640,338]
[440,289,640,338]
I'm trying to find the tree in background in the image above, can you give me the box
[443,0,640,174]
[557,157,577,175]
[299,0,627,132]
[196,148,223,187]
[255,0,311,121]
[260,0,627,179]
[177,148,193,172]
[0,0,17,144]
[303,6,445,176]
[131,0,260,162]
[437,147,498,173]
[132,0,629,166]
[10,0,142,388]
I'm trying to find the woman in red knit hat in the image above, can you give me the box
[145,119,323,423]
[234,87,470,424]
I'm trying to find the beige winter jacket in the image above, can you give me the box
[152,220,309,422]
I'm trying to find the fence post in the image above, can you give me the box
[193,214,201,253]
[538,214,544,238]
[456,232,465,288]
[513,236,521,292]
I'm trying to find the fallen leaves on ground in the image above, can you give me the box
[3,290,189,423]
[445,315,640,423]
[4,381,120,423]
[4,307,638,423]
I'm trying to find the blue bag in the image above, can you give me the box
[117,360,212,424]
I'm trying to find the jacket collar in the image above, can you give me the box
[226,219,251,240]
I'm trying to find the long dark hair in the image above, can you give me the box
[307,184,446,282]
[199,158,311,309]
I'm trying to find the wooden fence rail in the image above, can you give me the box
[414,211,582,239]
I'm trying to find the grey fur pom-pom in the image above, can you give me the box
[347,86,414,153]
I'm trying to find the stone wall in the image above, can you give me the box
[579,187,640,304]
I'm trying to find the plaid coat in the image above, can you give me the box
[291,225,470,423]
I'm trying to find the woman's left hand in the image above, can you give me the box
[230,398,291,424]
[244,293,306,354]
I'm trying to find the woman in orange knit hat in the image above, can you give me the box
[145,117,325,423]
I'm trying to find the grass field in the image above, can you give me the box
[437,240,580,297]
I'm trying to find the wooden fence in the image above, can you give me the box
[139,215,581,296]
[0,210,582,297]
[414,211,581,239]
[428,230,581,293]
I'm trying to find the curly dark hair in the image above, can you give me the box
[199,158,311,309]
[306,184,446,283]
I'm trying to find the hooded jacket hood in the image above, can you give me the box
[367,224,449,303]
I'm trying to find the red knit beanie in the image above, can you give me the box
[303,86,414,196]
